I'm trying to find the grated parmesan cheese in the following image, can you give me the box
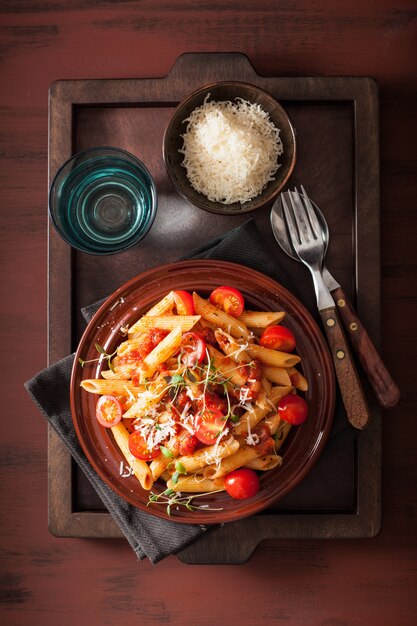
[180,96,283,204]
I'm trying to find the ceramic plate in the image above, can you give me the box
[71,260,335,524]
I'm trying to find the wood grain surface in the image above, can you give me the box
[1,1,416,625]
[332,286,401,409]
[319,306,370,430]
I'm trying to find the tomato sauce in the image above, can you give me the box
[253,423,274,456]
[119,329,169,366]
[237,359,263,401]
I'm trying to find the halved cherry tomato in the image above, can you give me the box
[197,390,228,415]
[259,325,296,352]
[209,286,245,317]
[128,431,160,461]
[224,468,260,500]
[95,395,122,428]
[277,394,308,425]
[173,290,195,315]
[194,407,226,445]
[181,331,206,367]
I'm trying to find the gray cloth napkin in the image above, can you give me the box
[25,219,348,563]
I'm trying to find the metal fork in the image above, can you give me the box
[282,187,334,311]
[281,188,370,430]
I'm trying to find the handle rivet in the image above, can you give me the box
[350,322,358,331]
[337,299,346,307]
[336,350,345,359]
[326,318,335,327]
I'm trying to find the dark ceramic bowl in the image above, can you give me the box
[163,82,297,215]
[71,260,335,525]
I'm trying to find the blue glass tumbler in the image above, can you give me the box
[49,147,157,254]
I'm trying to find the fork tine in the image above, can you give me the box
[280,192,300,246]
[289,188,312,243]
[300,185,321,238]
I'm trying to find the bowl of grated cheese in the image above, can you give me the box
[163,82,297,214]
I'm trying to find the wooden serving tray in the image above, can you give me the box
[48,52,381,564]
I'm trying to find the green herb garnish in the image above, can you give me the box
[159,445,175,459]
[147,489,224,516]
[78,343,117,372]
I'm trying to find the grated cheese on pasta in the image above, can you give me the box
[179,96,283,204]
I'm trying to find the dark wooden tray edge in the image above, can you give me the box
[47,53,381,563]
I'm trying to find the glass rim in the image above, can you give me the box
[48,146,158,255]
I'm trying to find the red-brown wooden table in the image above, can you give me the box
[1,1,416,625]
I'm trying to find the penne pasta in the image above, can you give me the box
[141,326,183,379]
[175,437,240,473]
[263,366,292,387]
[111,423,153,490]
[274,422,292,451]
[130,315,200,333]
[264,413,282,435]
[214,329,252,364]
[238,311,286,328]
[117,332,148,357]
[193,292,250,339]
[245,454,283,471]
[122,386,167,419]
[206,345,247,387]
[80,379,143,396]
[143,291,175,317]
[166,475,225,493]
[203,445,258,479]
[233,385,293,435]
[128,292,176,336]
[288,366,309,391]
[246,343,301,368]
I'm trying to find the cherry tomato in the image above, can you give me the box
[174,290,195,315]
[194,407,226,445]
[209,286,245,317]
[277,394,308,425]
[95,395,122,428]
[197,390,228,414]
[259,325,296,352]
[224,468,260,500]
[128,431,160,461]
[181,331,206,367]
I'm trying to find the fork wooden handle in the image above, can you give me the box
[332,287,401,409]
[320,306,371,430]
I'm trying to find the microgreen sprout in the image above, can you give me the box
[159,445,175,459]
[163,373,186,402]
[78,343,118,372]
[171,460,187,484]
[147,489,224,516]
